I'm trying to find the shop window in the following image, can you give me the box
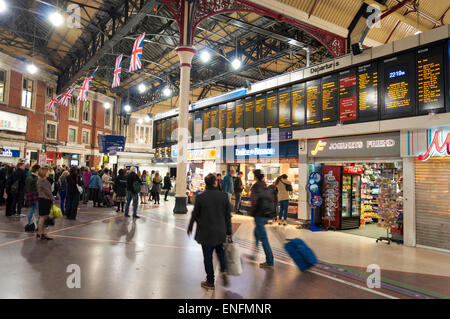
[82,101,91,122]
[69,98,78,120]
[22,78,34,108]
[68,128,77,143]
[46,123,57,139]
[46,86,53,98]
[105,107,111,127]
[82,130,90,145]
[0,69,6,103]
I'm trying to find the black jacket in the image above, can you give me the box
[188,186,232,246]
[113,175,127,197]
[234,176,243,193]
[25,174,38,193]
[249,181,278,218]
[11,169,26,193]
[126,172,141,192]
[163,176,172,190]
[67,174,82,196]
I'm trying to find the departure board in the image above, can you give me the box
[235,99,244,129]
[218,104,227,138]
[244,96,255,130]
[255,93,266,129]
[291,83,305,127]
[306,79,322,126]
[203,109,211,133]
[210,106,219,130]
[381,52,416,119]
[278,87,291,128]
[339,69,357,122]
[161,120,167,143]
[226,101,235,132]
[266,90,278,128]
[156,122,162,145]
[321,75,338,124]
[165,119,172,143]
[357,63,378,121]
[417,44,444,114]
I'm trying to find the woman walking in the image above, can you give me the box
[58,171,70,215]
[25,164,40,226]
[151,172,162,205]
[162,172,172,201]
[89,171,102,207]
[67,167,82,220]
[37,167,55,240]
[113,169,127,213]
[140,170,149,204]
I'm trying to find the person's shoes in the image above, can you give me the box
[133,215,140,219]
[124,214,130,218]
[221,272,229,287]
[157,202,160,205]
[40,234,53,240]
[36,234,41,239]
[283,220,288,226]
[201,281,215,290]
[259,263,274,269]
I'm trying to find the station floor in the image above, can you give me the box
[0,198,449,299]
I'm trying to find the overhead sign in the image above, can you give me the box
[308,132,400,158]
[187,148,216,161]
[343,166,363,174]
[0,111,28,133]
[417,130,450,161]
[100,135,126,154]
[1,148,20,157]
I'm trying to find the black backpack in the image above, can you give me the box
[256,185,277,219]
[10,180,19,194]
[282,181,293,192]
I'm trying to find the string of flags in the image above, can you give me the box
[46,32,146,114]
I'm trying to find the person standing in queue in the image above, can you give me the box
[10,162,27,217]
[233,171,244,214]
[276,174,292,226]
[113,169,127,213]
[25,164,40,225]
[162,172,172,201]
[222,169,235,204]
[188,173,232,290]
[151,172,162,205]
[249,169,276,269]
[125,167,142,219]
[82,167,91,204]
[36,167,55,240]
[66,167,83,220]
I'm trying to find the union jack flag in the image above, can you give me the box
[45,94,62,112]
[60,87,75,106]
[129,32,145,72]
[78,67,98,101]
[112,54,123,88]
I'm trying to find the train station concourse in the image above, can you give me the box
[0,0,449,310]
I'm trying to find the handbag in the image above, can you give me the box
[50,205,63,219]
[112,193,117,201]
[224,238,243,276]
[76,184,83,194]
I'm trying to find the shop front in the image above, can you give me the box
[415,129,450,252]
[307,132,404,242]
[0,147,21,165]
[62,153,80,167]
[221,141,299,217]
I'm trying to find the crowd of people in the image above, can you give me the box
[0,162,174,238]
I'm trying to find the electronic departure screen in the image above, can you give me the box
[306,79,322,126]
[156,122,162,145]
[381,52,416,119]
[235,99,244,129]
[357,63,378,121]
[255,93,266,129]
[161,120,166,143]
[226,101,235,133]
[291,83,305,127]
[218,104,227,138]
[266,90,278,128]
[210,106,219,130]
[244,96,255,130]
[278,87,291,128]
[417,44,444,114]
[165,119,172,143]
[339,69,357,122]
[203,109,211,134]
[321,74,338,124]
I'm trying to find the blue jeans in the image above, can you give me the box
[27,202,39,224]
[279,200,289,220]
[202,245,226,284]
[59,191,70,213]
[254,217,274,266]
[125,191,139,217]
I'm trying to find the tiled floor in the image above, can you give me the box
[0,198,448,299]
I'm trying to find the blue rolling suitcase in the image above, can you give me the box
[284,238,317,271]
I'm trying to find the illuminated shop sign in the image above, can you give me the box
[187,148,216,161]
[417,130,450,161]
[308,132,400,158]
[235,147,276,157]
[1,148,20,157]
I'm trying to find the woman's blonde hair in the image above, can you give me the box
[61,171,70,178]
[38,167,49,178]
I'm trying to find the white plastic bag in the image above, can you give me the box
[224,240,243,276]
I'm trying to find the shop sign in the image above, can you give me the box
[235,147,276,157]
[343,166,363,174]
[417,130,450,161]
[1,148,20,157]
[0,111,27,133]
[187,148,216,161]
[308,132,400,158]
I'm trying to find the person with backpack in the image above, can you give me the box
[125,167,142,219]
[162,172,172,201]
[10,162,27,217]
[187,173,232,290]
[276,174,292,226]
[25,164,40,226]
[88,171,103,208]
[113,169,127,213]
[249,169,276,269]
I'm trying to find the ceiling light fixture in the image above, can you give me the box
[124,104,131,112]
[200,50,211,63]
[138,83,146,93]
[163,87,172,97]
[49,11,64,27]
[104,102,111,109]
[138,118,143,124]
[0,0,7,13]
[27,63,37,74]
[231,58,241,70]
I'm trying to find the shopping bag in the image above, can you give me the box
[50,205,63,219]
[224,238,243,276]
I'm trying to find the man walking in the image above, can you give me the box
[125,167,142,219]
[10,162,27,217]
[188,173,232,290]
[221,169,235,204]
[233,171,244,214]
